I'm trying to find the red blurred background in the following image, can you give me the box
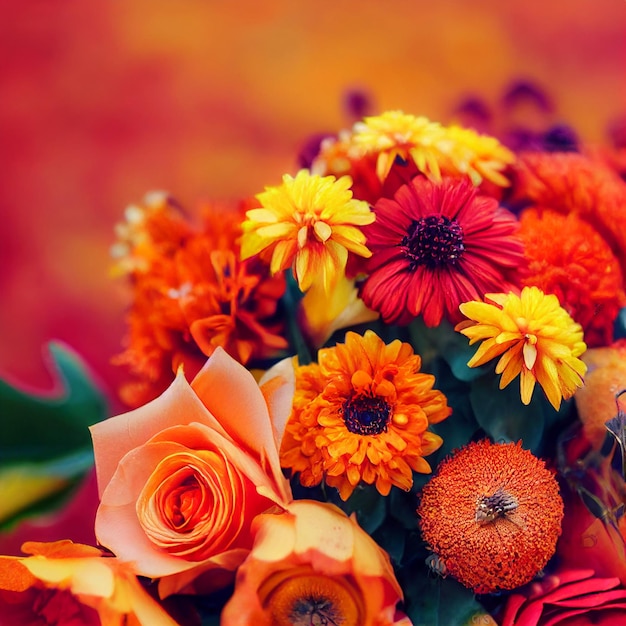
[1,0,624,405]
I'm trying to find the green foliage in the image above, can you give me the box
[401,572,492,626]
[0,342,108,529]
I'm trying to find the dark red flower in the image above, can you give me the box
[360,176,524,326]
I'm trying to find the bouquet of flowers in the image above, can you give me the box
[1,94,626,625]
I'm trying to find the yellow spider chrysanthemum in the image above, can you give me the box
[280,330,452,500]
[349,110,515,186]
[456,286,587,410]
[240,170,374,293]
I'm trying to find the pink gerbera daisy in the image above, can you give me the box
[360,176,524,326]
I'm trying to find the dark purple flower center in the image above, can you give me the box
[342,395,390,435]
[401,215,465,270]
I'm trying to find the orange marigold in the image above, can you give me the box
[417,440,564,594]
[113,194,287,406]
[518,207,626,347]
[280,330,451,500]
[511,152,626,276]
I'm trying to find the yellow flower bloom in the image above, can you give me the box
[280,330,451,500]
[456,286,587,410]
[240,169,374,293]
[0,540,179,625]
[440,124,516,186]
[350,110,515,186]
[351,110,447,181]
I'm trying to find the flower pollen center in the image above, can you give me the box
[342,394,391,436]
[475,487,519,523]
[401,215,465,269]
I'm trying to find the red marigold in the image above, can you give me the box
[511,152,626,276]
[417,440,564,594]
[113,194,287,406]
[518,208,626,347]
[360,176,524,326]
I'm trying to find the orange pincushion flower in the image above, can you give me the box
[518,208,626,347]
[280,330,451,500]
[417,440,564,594]
[512,152,626,275]
[113,194,287,406]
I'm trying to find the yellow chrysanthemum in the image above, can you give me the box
[351,111,447,181]
[455,286,587,410]
[440,124,516,186]
[350,110,515,186]
[280,330,452,500]
[240,169,374,293]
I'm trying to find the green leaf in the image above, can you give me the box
[402,574,492,626]
[340,483,387,534]
[469,375,545,452]
[0,342,108,526]
[408,318,489,382]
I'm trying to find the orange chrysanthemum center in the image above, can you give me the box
[259,568,364,626]
[417,440,564,594]
[342,393,391,435]
[280,330,451,500]
[402,215,465,269]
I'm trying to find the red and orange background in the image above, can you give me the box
[1,0,624,403]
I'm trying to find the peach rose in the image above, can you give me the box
[221,500,411,626]
[0,540,179,626]
[90,347,294,595]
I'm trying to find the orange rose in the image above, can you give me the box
[0,540,179,625]
[90,347,294,595]
[221,500,411,626]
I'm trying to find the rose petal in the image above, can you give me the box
[552,588,626,608]
[90,369,214,496]
[191,347,291,500]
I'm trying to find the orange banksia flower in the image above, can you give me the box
[518,207,626,347]
[113,194,287,406]
[240,169,375,294]
[417,440,564,594]
[456,286,587,410]
[360,176,524,326]
[280,330,451,500]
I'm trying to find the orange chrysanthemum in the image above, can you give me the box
[240,169,374,294]
[518,208,626,347]
[417,440,564,594]
[512,152,626,276]
[456,286,587,410]
[280,330,451,500]
[113,193,287,406]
